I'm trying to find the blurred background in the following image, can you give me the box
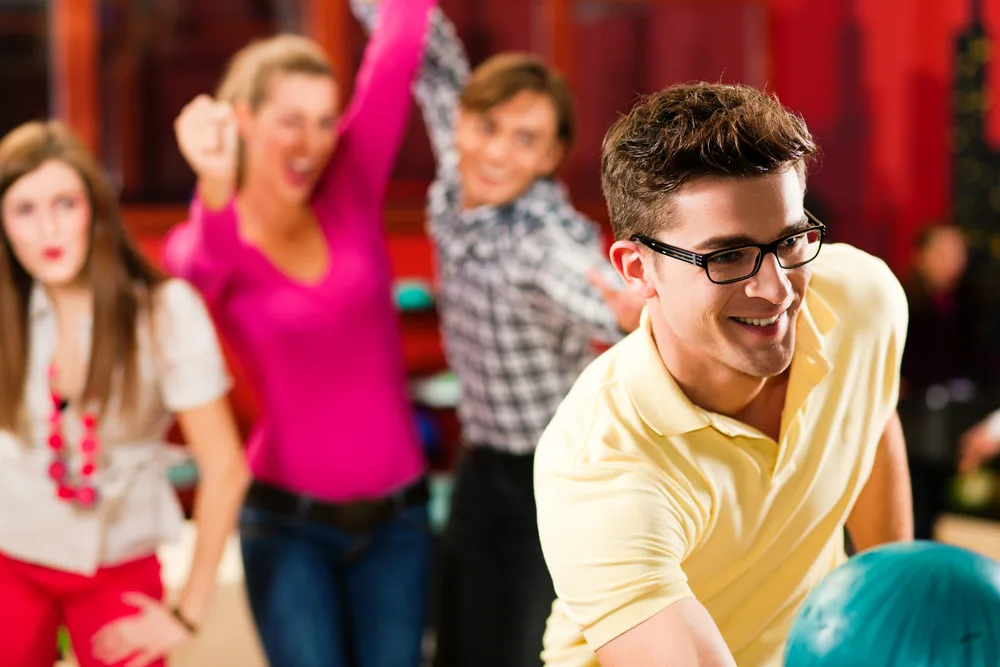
[8,0,1000,663]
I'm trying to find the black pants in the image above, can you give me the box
[910,459,953,540]
[433,447,555,667]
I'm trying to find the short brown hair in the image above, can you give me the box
[602,82,818,241]
[0,121,164,430]
[461,53,575,149]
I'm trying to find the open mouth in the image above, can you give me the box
[286,158,315,185]
[731,313,781,327]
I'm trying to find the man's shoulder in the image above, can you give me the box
[807,243,907,333]
[535,339,653,471]
[537,349,622,448]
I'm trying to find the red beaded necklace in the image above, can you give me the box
[47,363,100,508]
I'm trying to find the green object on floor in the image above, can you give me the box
[58,626,71,657]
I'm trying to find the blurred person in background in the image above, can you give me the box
[959,408,1000,474]
[0,120,248,667]
[349,2,644,665]
[899,223,986,539]
[161,0,437,664]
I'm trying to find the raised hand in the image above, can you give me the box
[588,267,645,333]
[175,95,239,208]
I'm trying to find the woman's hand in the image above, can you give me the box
[91,593,193,667]
[175,95,238,209]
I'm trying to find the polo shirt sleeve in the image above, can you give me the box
[152,278,233,412]
[535,441,703,650]
[868,255,909,414]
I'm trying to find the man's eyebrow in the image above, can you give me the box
[693,217,812,252]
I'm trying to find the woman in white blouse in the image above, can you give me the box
[0,120,249,667]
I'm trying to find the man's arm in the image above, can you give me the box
[596,599,736,667]
[536,434,725,666]
[349,0,468,165]
[988,409,1000,441]
[958,408,1000,473]
[846,411,914,552]
[515,217,643,341]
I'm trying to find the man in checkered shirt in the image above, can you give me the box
[351,3,644,666]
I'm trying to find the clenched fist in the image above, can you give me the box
[175,96,239,205]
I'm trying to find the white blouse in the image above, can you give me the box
[0,279,232,575]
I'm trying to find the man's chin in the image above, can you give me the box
[730,344,795,379]
[750,355,794,379]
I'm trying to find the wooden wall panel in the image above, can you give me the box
[305,0,355,97]
[50,0,99,154]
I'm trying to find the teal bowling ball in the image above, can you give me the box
[785,541,1000,667]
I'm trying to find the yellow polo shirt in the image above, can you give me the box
[534,243,908,667]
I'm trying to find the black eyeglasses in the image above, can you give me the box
[631,211,827,285]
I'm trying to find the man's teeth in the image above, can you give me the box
[734,314,781,326]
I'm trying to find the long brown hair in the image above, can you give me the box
[0,120,164,430]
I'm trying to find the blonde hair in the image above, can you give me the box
[216,34,333,185]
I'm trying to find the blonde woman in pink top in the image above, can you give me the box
[162,1,436,665]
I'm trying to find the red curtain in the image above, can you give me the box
[771,0,998,271]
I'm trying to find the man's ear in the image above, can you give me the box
[610,240,658,299]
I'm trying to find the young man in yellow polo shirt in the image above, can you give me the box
[534,82,914,667]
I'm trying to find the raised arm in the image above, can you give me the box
[350,0,469,167]
[512,201,643,342]
[535,451,732,667]
[332,0,436,200]
[161,96,242,304]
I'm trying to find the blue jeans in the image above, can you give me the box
[240,501,432,667]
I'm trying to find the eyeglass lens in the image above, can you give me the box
[706,228,822,283]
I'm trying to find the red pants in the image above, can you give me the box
[0,551,165,667]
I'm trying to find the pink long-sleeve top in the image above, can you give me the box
[161,0,434,502]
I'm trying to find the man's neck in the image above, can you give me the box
[650,316,787,427]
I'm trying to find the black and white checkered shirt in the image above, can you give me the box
[352,3,624,454]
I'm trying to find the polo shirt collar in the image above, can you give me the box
[623,284,839,440]
[621,310,710,438]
